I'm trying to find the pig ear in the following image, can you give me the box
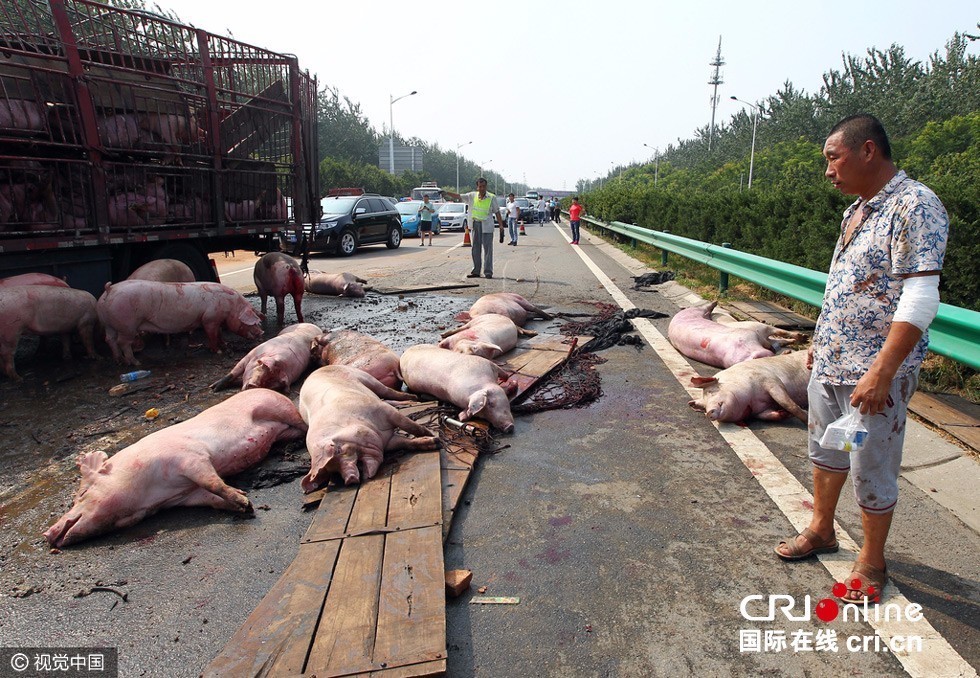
[690,376,717,387]
[76,451,109,495]
[461,390,489,420]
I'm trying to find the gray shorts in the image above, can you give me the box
[807,370,918,514]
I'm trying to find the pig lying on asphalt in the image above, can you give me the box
[305,270,367,298]
[0,285,98,380]
[299,365,439,489]
[254,252,304,325]
[0,272,69,288]
[458,292,553,327]
[44,389,307,548]
[399,345,517,433]
[97,280,263,365]
[439,313,536,359]
[310,329,401,389]
[688,350,809,423]
[211,322,322,392]
[127,258,196,283]
[668,301,807,369]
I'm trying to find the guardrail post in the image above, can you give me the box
[719,242,732,294]
[661,229,669,266]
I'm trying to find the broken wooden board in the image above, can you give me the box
[205,450,447,678]
[499,333,592,402]
[909,391,980,453]
[374,282,480,295]
[722,300,816,331]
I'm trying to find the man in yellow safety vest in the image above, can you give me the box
[442,177,507,279]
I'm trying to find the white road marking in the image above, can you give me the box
[563,224,977,678]
[221,265,257,277]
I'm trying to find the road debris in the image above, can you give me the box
[445,570,473,597]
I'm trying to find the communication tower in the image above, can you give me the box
[707,36,725,150]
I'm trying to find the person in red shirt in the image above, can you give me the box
[568,196,584,244]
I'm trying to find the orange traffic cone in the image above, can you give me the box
[519,222,526,236]
[462,229,471,247]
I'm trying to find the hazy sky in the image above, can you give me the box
[158,0,978,190]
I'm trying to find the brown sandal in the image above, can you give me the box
[836,562,887,603]
[774,527,839,561]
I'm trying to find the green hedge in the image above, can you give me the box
[580,113,980,311]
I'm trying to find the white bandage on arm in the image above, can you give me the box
[893,275,940,331]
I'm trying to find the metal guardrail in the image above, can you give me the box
[582,216,980,371]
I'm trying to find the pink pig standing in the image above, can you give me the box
[44,389,307,548]
[97,280,263,365]
[458,292,553,327]
[299,365,439,489]
[668,301,806,369]
[0,285,98,380]
[211,322,322,392]
[439,313,536,359]
[253,252,304,325]
[399,344,517,433]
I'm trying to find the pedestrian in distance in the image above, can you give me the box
[418,194,437,246]
[568,196,583,244]
[552,197,561,223]
[442,178,507,279]
[535,196,547,225]
[505,193,520,246]
[774,114,948,604]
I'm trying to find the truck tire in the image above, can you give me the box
[337,229,357,257]
[151,243,215,281]
[386,226,402,249]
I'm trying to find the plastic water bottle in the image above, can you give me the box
[120,370,151,382]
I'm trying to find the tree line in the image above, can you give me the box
[577,32,980,312]
[315,86,519,197]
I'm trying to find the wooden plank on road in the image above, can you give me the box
[374,526,447,671]
[307,534,386,676]
[723,300,816,330]
[909,391,980,453]
[374,282,479,295]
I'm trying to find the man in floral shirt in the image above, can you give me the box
[774,115,948,603]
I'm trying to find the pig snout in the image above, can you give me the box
[44,509,83,548]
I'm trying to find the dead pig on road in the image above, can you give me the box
[45,389,307,548]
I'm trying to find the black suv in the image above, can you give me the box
[284,192,403,256]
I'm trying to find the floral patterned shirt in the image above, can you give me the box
[812,171,948,385]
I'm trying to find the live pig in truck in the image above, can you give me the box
[0,0,319,296]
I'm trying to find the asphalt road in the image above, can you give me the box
[0,225,976,677]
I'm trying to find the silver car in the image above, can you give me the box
[436,202,470,231]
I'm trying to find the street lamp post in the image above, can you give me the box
[482,160,495,193]
[643,143,660,186]
[730,96,759,189]
[388,90,417,174]
[455,141,472,191]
